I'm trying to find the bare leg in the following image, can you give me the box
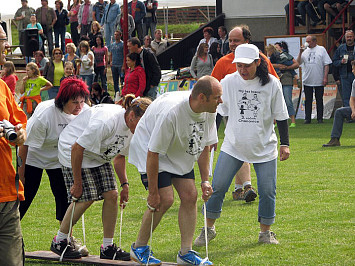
[260,223,271,232]
[235,162,251,186]
[172,178,198,253]
[135,186,174,247]
[102,190,118,238]
[59,201,93,234]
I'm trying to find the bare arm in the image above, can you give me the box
[40,81,53,92]
[146,150,160,211]
[323,64,330,86]
[18,145,28,184]
[350,96,355,120]
[296,48,304,65]
[113,154,129,207]
[197,146,213,201]
[70,142,84,199]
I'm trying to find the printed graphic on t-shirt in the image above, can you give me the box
[237,90,261,122]
[186,121,205,156]
[307,52,316,64]
[101,134,127,160]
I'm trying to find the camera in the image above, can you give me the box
[0,119,17,141]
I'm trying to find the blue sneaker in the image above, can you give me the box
[177,250,213,265]
[130,243,162,265]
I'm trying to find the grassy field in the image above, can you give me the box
[19,119,355,265]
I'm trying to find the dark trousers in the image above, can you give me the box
[94,66,108,91]
[19,165,69,221]
[43,26,54,56]
[54,27,66,53]
[70,21,80,46]
[132,23,144,43]
[304,85,324,121]
[80,23,92,37]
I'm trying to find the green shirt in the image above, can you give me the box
[53,62,64,86]
[25,76,49,97]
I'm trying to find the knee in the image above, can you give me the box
[180,189,198,206]
[104,190,118,203]
[160,194,174,212]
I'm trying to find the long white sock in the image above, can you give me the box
[243,181,251,188]
[56,230,68,243]
[234,184,243,191]
[103,238,114,249]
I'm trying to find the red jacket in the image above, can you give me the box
[122,65,146,97]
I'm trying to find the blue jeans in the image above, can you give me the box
[282,85,296,117]
[205,151,277,225]
[111,65,124,95]
[54,27,66,53]
[104,22,115,51]
[94,66,107,91]
[331,106,352,139]
[340,73,354,107]
[48,86,60,99]
[143,17,157,38]
[145,86,158,100]
[80,74,94,90]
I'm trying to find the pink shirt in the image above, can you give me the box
[1,74,18,95]
[82,3,90,25]
[92,46,108,67]
[69,4,81,23]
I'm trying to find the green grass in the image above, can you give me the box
[156,23,201,35]
[19,119,355,265]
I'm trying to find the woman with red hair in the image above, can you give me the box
[18,77,90,256]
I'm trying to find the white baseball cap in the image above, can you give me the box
[232,44,260,64]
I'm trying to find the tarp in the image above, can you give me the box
[5,0,215,16]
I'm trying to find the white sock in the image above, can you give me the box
[56,230,68,243]
[243,181,251,188]
[103,238,113,249]
[234,184,243,191]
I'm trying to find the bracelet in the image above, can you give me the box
[120,182,129,188]
[201,180,210,186]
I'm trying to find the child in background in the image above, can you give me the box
[266,43,298,79]
[60,61,76,82]
[20,62,53,118]
[0,61,18,95]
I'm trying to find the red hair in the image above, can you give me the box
[55,77,90,111]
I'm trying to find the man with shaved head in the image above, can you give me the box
[128,76,221,265]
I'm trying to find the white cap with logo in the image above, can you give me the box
[232,43,260,64]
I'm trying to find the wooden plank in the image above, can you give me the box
[26,251,177,265]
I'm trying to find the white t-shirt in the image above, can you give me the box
[25,99,89,169]
[144,93,218,175]
[129,91,191,173]
[352,79,355,97]
[218,72,289,163]
[300,45,332,86]
[58,104,132,168]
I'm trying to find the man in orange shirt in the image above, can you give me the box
[0,24,27,266]
[212,25,278,202]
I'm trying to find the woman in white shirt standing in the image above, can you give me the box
[77,40,95,90]
[18,77,90,253]
[50,95,151,261]
[195,44,290,246]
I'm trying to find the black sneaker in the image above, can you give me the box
[100,244,131,261]
[50,236,82,259]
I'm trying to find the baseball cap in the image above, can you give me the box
[232,44,260,64]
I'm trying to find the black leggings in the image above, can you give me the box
[19,165,69,221]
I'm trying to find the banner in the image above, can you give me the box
[157,79,197,97]
[295,85,337,119]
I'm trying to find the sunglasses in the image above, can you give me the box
[54,52,62,55]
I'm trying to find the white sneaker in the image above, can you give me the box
[258,230,279,244]
[194,226,216,247]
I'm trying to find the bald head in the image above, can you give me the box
[190,76,223,113]
[228,25,251,53]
